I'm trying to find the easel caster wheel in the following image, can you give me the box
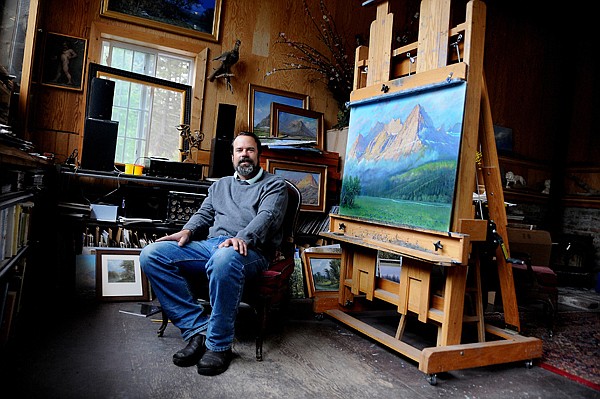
[525,360,533,369]
[315,313,324,321]
[427,374,437,385]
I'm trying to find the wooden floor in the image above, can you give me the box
[0,296,598,399]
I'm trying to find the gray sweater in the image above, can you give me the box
[183,170,288,259]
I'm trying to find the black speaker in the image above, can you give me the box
[208,138,233,178]
[87,78,115,120]
[215,103,236,140]
[80,118,119,172]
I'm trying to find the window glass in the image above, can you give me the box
[99,40,193,164]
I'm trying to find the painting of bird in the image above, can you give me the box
[208,39,241,91]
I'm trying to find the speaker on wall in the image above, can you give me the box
[87,77,115,120]
[208,138,233,178]
[215,103,236,140]
[80,118,119,172]
[208,103,237,178]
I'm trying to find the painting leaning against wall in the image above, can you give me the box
[339,82,468,232]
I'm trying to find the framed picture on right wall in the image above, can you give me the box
[266,159,327,212]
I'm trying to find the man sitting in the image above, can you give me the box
[140,131,288,375]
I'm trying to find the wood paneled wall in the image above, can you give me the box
[24,0,375,164]
[20,0,598,174]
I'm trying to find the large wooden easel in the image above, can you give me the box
[319,0,542,384]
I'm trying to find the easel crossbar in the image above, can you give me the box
[326,309,543,375]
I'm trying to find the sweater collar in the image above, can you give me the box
[234,167,263,185]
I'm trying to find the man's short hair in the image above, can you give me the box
[231,131,262,155]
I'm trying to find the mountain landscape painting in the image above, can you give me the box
[249,84,308,136]
[339,82,467,232]
[271,103,324,149]
[267,160,327,212]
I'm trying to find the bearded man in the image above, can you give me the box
[141,132,288,376]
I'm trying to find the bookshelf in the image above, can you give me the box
[0,143,51,344]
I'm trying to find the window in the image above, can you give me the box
[99,40,194,164]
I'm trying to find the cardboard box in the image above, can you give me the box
[507,227,552,266]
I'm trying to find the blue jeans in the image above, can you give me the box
[140,236,269,352]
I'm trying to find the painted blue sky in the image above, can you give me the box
[253,92,304,128]
[347,83,467,143]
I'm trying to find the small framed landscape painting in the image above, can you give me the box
[95,249,149,301]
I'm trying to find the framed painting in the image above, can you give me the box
[302,246,342,298]
[267,159,327,212]
[270,103,325,150]
[339,81,468,232]
[40,32,87,91]
[100,0,222,42]
[248,84,309,137]
[377,256,402,283]
[95,248,150,301]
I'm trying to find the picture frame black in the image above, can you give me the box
[95,248,149,302]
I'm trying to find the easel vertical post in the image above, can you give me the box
[365,2,393,86]
[479,77,520,330]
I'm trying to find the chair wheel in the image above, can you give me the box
[427,374,437,385]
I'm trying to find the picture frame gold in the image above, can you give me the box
[267,159,327,212]
[302,246,342,298]
[248,84,309,137]
[95,248,150,302]
[100,0,222,42]
[270,103,325,150]
[40,32,88,91]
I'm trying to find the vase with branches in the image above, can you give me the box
[265,0,354,128]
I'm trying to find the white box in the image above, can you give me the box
[90,204,118,222]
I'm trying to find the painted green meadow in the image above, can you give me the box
[340,195,451,232]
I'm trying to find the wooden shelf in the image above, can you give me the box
[502,188,549,204]
[0,143,51,169]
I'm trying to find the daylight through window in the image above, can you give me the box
[100,40,194,164]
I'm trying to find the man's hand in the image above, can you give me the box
[219,237,247,256]
[156,229,192,247]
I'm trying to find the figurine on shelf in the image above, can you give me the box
[177,124,204,160]
[542,179,551,195]
[505,171,526,188]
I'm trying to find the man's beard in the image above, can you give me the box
[236,158,256,177]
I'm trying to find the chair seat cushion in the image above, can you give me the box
[512,263,558,286]
[259,257,295,297]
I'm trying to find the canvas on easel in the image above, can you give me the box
[340,81,467,232]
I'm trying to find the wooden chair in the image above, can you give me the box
[156,179,302,361]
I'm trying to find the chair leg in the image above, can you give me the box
[157,308,169,337]
[255,300,268,361]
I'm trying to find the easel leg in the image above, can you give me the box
[395,314,407,340]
